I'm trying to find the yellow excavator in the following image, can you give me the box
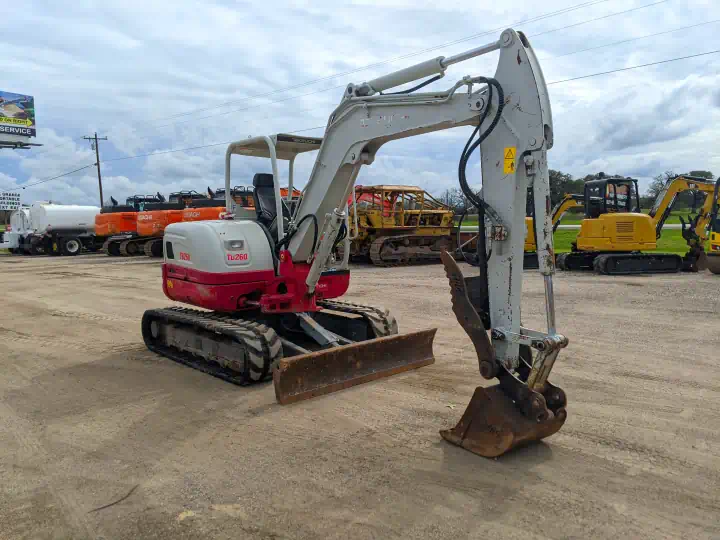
[707,178,720,274]
[556,175,720,274]
[457,192,584,268]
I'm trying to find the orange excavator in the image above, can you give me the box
[97,194,165,256]
[111,191,207,257]
[183,186,257,226]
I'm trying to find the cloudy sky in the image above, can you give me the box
[1,0,719,206]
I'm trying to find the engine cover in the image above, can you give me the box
[164,220,274,274]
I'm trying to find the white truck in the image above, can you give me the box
[1,202,101,255]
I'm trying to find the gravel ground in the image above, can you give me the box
[0,253,719,539]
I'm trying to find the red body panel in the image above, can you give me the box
[162,250,350,313]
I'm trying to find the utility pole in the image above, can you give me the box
[83,132,108,206]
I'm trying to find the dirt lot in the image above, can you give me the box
[0,253,719,540]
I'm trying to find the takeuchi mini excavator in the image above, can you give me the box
[557,175,720,274]
[96,194,164,255]
[142,28,567,458]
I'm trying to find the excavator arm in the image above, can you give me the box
[277,29,564,456]
[552,193,585,232]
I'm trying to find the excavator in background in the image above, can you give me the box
[707,178,720,274]
[96,194,164,256]
[130,191,209,257]
[456,192,584,268]
[183,186,297,227]
[142,29,567,458]
[556,175,720,274]
[344,185,456,265]
[182,186,256,227]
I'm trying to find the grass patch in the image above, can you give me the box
[554,228,691,254]
[458,209,700,227]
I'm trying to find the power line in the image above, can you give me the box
[129,0,670,136]
[547,49,720,85]
[546,19,720,59]
[13,41,719,191]
[529,0,668,38]
[101,125,327,163]
[15,163,95,190]
[27,0,616,157]
[136,0,614,126]
[17,0,646,159]
[101,48,720,165]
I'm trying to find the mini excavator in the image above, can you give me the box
[557,175,720,274]
[142,28,567,457]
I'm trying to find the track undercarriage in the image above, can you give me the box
[102,235,151,257]
[142,300,436,403]
[556,250,689,275]
[367,234,453,266]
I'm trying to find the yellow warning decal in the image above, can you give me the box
[503,146,517,174]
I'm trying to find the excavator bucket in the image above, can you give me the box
[274,329,436,404]
[440,385,566,458]
[439,250,567,458]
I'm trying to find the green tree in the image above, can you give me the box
[688,170,714,179]
[548,169,584,206]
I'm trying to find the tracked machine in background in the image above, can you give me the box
[706,178,720,275]
[133,191,209,257]
[97,194,164,256]
[142,29,567,457]
[557,175,720,274]
[344,185,456,265]
[456,192,583,269]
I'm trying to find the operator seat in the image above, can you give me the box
[253,173,290,241]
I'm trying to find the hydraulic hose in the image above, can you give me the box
[456,78,505,269]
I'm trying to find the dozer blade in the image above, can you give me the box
[440,385,566,458]
[274,329,436,405]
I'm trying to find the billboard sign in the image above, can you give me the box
[0,192,21,210]
[0,91,36,138]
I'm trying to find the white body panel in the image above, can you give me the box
[164,220,274,275]
[29,204,99,235]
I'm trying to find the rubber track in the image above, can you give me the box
[369,234,451,267]
[318,299,398,337]
[119,238,145,257]
[593,253,682,275]
[143,307,282,386]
